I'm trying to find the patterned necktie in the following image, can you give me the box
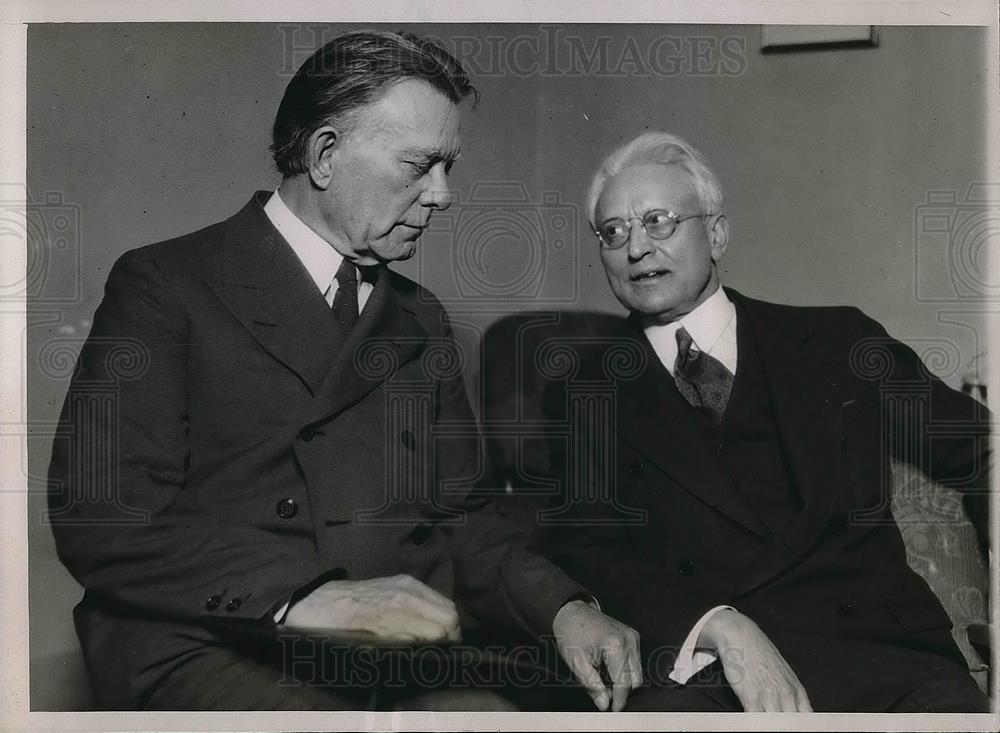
[673,326,733,423]
[331,259,359,333]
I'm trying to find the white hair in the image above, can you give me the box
[586,131,725,228]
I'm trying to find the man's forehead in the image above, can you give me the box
[358,79,462,141]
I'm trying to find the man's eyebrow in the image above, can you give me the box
[404,147,461,163]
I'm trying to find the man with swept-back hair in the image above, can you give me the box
[516,130,992,711]
[48,29,641,711]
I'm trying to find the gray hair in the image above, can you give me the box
[586,132,724,227]
[271,30,477,177]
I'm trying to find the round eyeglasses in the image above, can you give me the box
[594,209,715,249]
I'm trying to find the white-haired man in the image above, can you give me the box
[528,131,991,712]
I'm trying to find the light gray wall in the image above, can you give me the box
[26,23,989,708]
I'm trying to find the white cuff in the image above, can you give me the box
[273,600,290,624]
[668,605,736,685]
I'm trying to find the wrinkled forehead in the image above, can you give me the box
[596,163,698,221]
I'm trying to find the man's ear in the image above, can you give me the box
[306,124,339,189]
[708,213,729,262]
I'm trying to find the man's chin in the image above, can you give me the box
[368,238,418,264]
[624,296,690,325]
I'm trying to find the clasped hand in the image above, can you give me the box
[281,573,461,642]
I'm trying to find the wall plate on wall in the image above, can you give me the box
[761,25,879,52]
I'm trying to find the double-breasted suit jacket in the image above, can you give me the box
[499,291,990,711]
[48,192,583,708]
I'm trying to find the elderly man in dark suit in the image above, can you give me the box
[47,30,642,712]
[488,131,991,712]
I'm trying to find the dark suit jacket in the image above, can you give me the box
[48,192,583,709]
[483,290,991,711]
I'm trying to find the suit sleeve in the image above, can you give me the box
[428,314,588,640]
[855,309,992,553]
[47,249,335,624]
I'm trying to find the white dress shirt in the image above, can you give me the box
[262,189,372,624]
[642,286,738,684]
[263,189,374,311]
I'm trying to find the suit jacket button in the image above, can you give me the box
[411,523,434,545]
[299,428,316,442]
[677,558,696,577]
[276,498,298,519]
[225,598,242,612]
[400,430,416,450]
[204,594,222,611]
[627,461,645,477]
[840,436,848,451]
[837,601,855,618]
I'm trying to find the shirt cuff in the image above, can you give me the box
[273,600,291,624]
[668,604,736,685]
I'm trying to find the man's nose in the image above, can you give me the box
[626,223,655,261]
[419,166,456,211]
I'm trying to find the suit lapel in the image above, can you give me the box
[206,192,343,395]
[613,318,768,538]
[728,291,841,591]
[302,270,427,428]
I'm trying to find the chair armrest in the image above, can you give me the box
[967,622,993,695]
[967,622,993,662]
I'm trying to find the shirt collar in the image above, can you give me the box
[642,285,738,374]
[263,188,345,294]
[677,285,735,353]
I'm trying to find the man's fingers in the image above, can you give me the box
[776,685,799,712]
[602,645,628,712]
[794,683,813,712]
[627,637,644,688]
[565,650,610,712]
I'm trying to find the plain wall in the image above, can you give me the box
[25,23,990,709]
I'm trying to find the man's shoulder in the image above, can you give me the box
[113,194,264,278]
[118,219,227,271]
[728,289,878,333]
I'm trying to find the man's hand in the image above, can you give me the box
[698,608,812,712]
[281,573,461,643]
[552,599,643,712]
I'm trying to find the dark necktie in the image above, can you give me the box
[331,259,359,333]
[673,326,733,423]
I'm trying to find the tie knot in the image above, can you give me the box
[335,259,357,287]
[675,326,698,358]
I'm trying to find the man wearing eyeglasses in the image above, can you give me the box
[526,131,991,711]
